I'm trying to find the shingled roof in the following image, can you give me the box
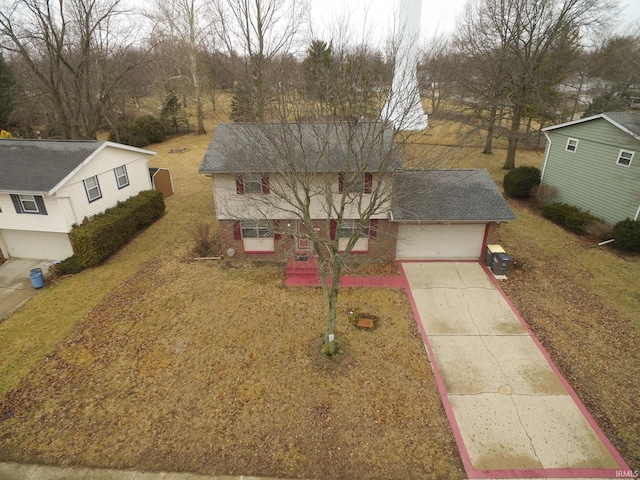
[199,122,401,174]
[542,112,640,141]
[0,139,154,194]
[391,169,515,222]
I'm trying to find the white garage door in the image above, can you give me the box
[396,224,486,260]
[0,230,73,260]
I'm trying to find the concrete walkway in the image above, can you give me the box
[0,462,294,480]
[400,261,630,479]
[0,258,50,320]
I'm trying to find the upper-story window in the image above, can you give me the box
[236,174,269,194]
[338,172,373,194]
[84,175,102,202]
[19,194,39,213]
[114,165,129,189]
[565,138,578,152]
[617,149,634,167]
[10,194,48,215]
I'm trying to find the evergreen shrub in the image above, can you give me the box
[542,202,600,233]
[503,166,541,198]
[613,218,640,252]
[70,190,165,268]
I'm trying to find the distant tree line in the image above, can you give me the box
[1,0,637,167]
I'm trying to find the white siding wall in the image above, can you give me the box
[212,173,390,221]
[0,194,69,233]
[55,146,153,226]
[0,145,153,259]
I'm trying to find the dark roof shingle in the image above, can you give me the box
[391,169,515,222]
[604,112,640,137]
[0,139,103,193]
[199,122,400,174]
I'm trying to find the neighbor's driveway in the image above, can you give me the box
[400,261,629,478]
[0,258,49,320]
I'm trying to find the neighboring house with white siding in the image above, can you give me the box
[0,139,155,260]
[199,122,515,261]
[540,112,640,225]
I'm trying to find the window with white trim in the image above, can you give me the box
[244,174,264,193]
[338,219,370,252]
[84,175,102,202]
[114,165,129,188]
[241,220,274,239]
[565,138,578,152]
[240,220,274,252]
[339,219,368,238]
[10,194,47,215]
[617,149,634,167]
[19,194,39,213]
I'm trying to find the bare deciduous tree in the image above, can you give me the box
[202,28,482,355]
[0,0,149,139]
[454,0,618,168]
[209,0,310,121]
[148,0,209,134]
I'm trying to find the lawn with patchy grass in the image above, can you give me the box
[0,115,638,476]
[0,120,465,479]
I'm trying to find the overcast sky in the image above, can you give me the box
[310,0,640,47]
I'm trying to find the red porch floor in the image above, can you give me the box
[285,255,404,288]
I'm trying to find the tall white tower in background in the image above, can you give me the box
[382,0,428,131]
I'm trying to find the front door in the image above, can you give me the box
[297,221,312,252]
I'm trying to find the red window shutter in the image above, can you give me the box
[261,174,270,194]
[330,219,337,240]
[233,220,242,240]
[235,175,245,194]
[273,219,281,240]
[369,218,378,238]
[364,173,373,194]
[338,173,344,193]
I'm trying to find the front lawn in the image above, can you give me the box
[0,124,465,479]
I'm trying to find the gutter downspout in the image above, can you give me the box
[539,131,552,184]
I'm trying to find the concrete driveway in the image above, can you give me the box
[400,261,629,479]
[0,258,50,320]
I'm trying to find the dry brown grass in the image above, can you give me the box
[0,116,465,478]
[1,111,638,477]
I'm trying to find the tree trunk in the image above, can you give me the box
[503,107,523,170]
[483,104,498,154]
[318,254,341,356]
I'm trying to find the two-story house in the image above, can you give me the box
[199,122,515,261]
[0,139,155,260]
[540,112,640,225]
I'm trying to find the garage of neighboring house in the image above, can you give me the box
[391,170,515,260]
[0,230,73,260]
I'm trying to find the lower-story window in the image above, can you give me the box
[338,219,369,252]
[240,220,275,252]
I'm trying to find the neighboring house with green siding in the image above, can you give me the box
[540,112,640,225]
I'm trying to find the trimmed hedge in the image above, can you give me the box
[503,166,541,198]
[613,218,640,252]
[70,190,165,268]
[542,202,600,233]
[53,255,84,275]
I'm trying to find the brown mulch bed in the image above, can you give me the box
[0,256,465,479]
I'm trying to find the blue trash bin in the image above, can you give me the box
[29,268,44,289]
